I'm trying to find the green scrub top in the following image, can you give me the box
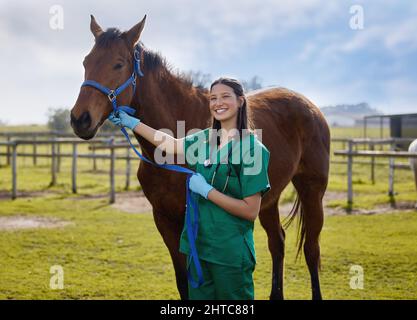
[179,128,271,267]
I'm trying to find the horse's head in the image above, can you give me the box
[70,15,146,140]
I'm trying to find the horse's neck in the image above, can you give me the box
[132,66,210,157]
[134,70,210,135]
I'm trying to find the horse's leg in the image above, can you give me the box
[292,174,326,300]
[259,201,285,300]
[152,210,188,299]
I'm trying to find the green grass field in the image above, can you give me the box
[0,125,416,299]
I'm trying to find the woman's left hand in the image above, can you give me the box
[189,173,214,199]
[108,110,141,130]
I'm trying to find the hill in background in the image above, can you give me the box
[320,102,383,127]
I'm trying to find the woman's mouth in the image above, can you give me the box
[214,108,228,114]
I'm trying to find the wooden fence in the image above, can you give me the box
[0,137,136,203]
[333,138,417,210]
[2,133,416,207]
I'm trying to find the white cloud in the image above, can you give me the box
[1,0,338,124]
[318,16,417,59]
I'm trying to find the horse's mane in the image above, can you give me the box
[138,41,206,91]
[95,28,204,91]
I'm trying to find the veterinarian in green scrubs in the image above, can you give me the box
[109,77,270,300]
[180,127,270,300]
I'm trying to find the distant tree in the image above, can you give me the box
[183,70,212,89]
[241,76,263,92]
[46,107,122,135]
[47,108,71,132]
[99,120,121,134]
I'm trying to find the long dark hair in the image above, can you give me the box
[209,77,253,147]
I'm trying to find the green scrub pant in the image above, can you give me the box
[187,253,255,300]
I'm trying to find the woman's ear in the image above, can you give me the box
[239,97,244,107]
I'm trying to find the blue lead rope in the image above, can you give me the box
[81,45,204,288]
[119,126,203,288]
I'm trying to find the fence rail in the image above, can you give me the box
[334,150,417,158]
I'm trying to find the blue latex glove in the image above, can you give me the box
[108,110,141,130]
[189,173,214,199]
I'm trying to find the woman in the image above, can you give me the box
[109,77,270,299]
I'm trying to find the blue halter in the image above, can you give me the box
[81,44,204,288]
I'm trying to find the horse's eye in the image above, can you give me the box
[113,63,124,70]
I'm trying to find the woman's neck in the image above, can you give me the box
[219,120,239,146]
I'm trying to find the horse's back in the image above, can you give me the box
[248,87,326,121]
[247,86,330,151]
[247,87,330,197]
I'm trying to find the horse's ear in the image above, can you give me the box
[125,15,147,47]
[90,15,103,39]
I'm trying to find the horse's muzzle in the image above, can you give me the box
[70,111,96,140]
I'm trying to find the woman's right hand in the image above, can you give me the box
[108,111,141,130]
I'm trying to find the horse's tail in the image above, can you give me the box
[282,194,306,261]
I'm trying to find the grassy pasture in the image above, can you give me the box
[0,125,416,299]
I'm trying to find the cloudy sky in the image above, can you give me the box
[0,0,416,124]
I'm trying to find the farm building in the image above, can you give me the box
[363,113,417,149]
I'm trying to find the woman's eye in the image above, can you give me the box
[114,63,124,70]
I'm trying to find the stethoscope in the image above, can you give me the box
[203,141,234,193]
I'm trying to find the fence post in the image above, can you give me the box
[125,148,131,190]
[33,135,37,166]
[347,140,353,212]
[12,142,17,200]
[370,143,375,184]
[22,144,26,166]
[7,135,11,166]
[57,140,61,173]
[92,144,97,171]
[388,141,395,196]
[50,138,57,186]
[109,138,115,204]
[72,142,77,194]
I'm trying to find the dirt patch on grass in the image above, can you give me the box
[71,190,152,214]
[111,191,152,214]
[0,190,59,200]
[0,215,73,231]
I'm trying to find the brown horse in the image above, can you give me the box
[70,16,330,300]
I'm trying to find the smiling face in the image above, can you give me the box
[209,83,243,126]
